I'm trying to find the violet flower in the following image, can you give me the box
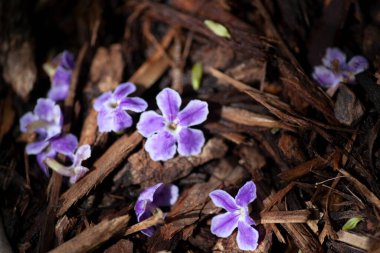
[209,181,259,251]
[94,82,148,133]
[20,98,62,157]
[312,47,368,96]
[134,183,179,236]
[44,134,91,184]
[137,88,208,161]
[47,51,75,101]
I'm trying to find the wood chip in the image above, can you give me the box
[259,210,311,224]
[48,214,130,253]
[221,106,295,131]
[126,138,227,187]
[57,132,142,217]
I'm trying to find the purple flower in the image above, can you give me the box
[20,98,63,157]
[37,134,78,175]
[134,183,179,236]
[94,82,148,133]
[209,181,259,251]
[47,51,75,101]
[137,88,208,161]
[43,134,91,184]
[312,47,368,91]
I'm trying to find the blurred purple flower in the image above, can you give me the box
[20,98,62,158]
[43,134,91,184]
[209,181,259,251]
[47,51,75,101]
[94,82,148,133]
[312,48,368,95]
[137,88,208,161]
[134,183,179,236]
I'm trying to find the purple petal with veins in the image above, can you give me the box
[144,131,177,161]
[178,100,208,127]
[177,128,205,156]
[136,111,165,138]
[236,220,259,251]
[156,88,182,122]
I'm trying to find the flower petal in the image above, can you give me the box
[138,183,164,203]
[178,100,208,127]
[93,91,113,111]
[209,190,239,212]
[114,82,136,100]
[236,220,259,251]
[34,98,60,122]
[59,51,75,69]
[312,66,341,88]
[347,56,368,74]
[144,131,176,161]
[156,88,181,122]
[37,152,52,176]
[52,66,71,86]
[97,109,132,132]
[137,210,156,237]
[50,134,78,156]
[136,111,165,138]
[69,166,89,184]
[322,47,346,68]
[26,140,49,155]
[235,181,257,207]
[210,212,239,238]
[177,128,205,157]
[47,84,70,101]
[20,112,38,132]
[120,97,148,112]
[76,144,91,161]
[154,184,179,207]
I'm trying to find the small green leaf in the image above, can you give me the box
[204,20,231,38]
[191,62,203,91]
[342,216,364,231]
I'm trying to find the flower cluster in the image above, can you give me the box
[93,86,209,161]
[47,51,75,101]
[19,51,91,184]
[134,181,259,251]
[313,47,368,95]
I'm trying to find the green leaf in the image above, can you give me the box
[342,216,364,231]
[204,20,231,38]
[191,62,203,91]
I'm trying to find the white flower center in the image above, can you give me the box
[107,99,119,109]
[165,119,181,134]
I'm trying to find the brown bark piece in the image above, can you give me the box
[0,93,15,142]
[259,210,311,224]
[126,138,227,187]
[278,133,306,164]
[334,85,364,126]
[2,42,36,100]
[221,106,296,131]
[57,132,142,217]
[104,239,133,253]
[239,145,266,181]
[48,214,130,253]
[279,157,327,181]
[281,223,323,253]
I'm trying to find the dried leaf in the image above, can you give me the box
[342,216,364,231]
[191,62,202,90]
[204,20,231,38]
